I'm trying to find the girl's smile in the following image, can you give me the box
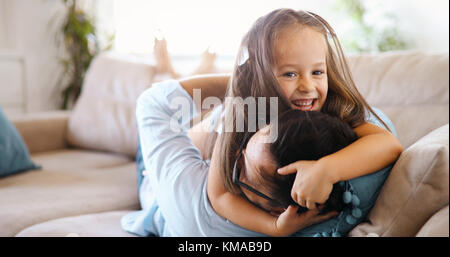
[291,98,318,111]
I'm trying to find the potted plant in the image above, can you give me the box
[57,0,111,109]
[335,0,410,53]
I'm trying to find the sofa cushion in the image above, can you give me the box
[377,105,449,148]
[0,158,139,236]
[0,107,41,177]
[347,51,449,148]
[416,205,449,237]
[15,211,137,237]
[67,53,156,157]
[349,124,449,237]
[347,51,449,106]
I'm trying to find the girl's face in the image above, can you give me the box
[273,26,328,111]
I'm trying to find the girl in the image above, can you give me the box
[185,9,402,236]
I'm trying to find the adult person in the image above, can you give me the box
[135,37,218,187]
[121,76,394,236]
[153,37,218,79]
[121,77,342,236]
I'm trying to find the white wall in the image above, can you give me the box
[108,0,449,56]
[313,0,449,53]
[0,0,66,113]
[0,0,6,48]
[391,0,449,53]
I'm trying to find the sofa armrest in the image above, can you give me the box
[10,111,71,154]
[416,205,449,237]
[349,124,449,237]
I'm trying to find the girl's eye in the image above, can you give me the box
[313,70,324,75]
[282,72,296,78]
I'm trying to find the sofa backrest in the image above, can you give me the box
[346,51,449,148]
[67,51,449,156]
[67,53,159,157]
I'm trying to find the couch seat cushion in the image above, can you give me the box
[15,211,137,237]
[0,155,139,236]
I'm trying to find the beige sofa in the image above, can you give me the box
[1,51,448,237]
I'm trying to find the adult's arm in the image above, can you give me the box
[181,74,229,159]
[137,77,238,235]
[179,74,230,103]
[138,74,230,181]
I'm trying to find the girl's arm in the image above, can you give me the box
[323,122,403,182]
[207,138,336,236]
[207,146,276,235]
[180,75,287,235]
[278,122,403,209]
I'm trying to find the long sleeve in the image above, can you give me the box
[131,80,211,236]
[136,80,203,185]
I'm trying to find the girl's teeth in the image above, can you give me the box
[293,100,313,106]
[292,99,315,110]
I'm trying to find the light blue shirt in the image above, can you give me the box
[121,80,264,236]
[121,79,397,237]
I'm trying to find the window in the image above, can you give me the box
[104,0,338,55]
[91,0,447,74]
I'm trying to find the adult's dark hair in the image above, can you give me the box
[262,109,358,213]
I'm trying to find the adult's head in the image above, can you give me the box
[234,109,358,213]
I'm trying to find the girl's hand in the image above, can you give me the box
[273,205,338,236]
[277,160,336,210]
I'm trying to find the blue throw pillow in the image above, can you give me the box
[0,106,41,177]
